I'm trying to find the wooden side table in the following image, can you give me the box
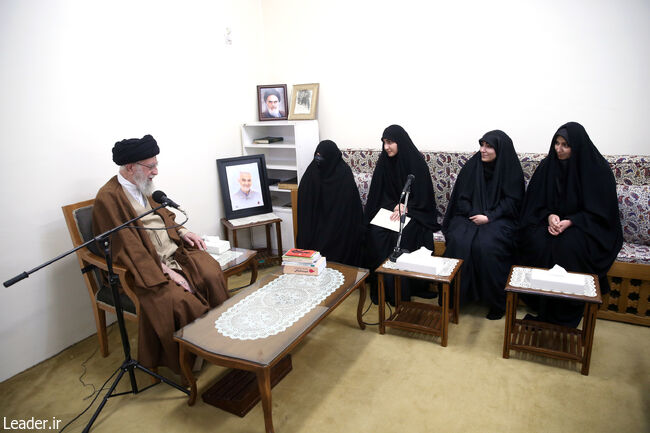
[502,266,602,375]
[375,258,462,347]
[215,248,259,287]
[220,217,283,266]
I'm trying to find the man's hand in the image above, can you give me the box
[182,231,207,251]
[161,262,192,292]
[469,214,489,225]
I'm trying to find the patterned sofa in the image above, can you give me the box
[342,150,650,326]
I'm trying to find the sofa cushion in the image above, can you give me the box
[618,184,650,245]
[616,242,650,265]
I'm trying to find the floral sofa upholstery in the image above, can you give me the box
[342,150,650,325]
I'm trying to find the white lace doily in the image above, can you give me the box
[509,267,597,297]
[215,268,345,340]
[381,257,459,277]
[210,250,243,267]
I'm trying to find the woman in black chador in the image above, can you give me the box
[442,130,524,320]
[365,125,440,303]
[296,140,364,266]
[518,122,623,327]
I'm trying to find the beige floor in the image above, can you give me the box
[1,266,649,433]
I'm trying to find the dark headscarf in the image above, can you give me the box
[112,134,159,165]
[296,140,364,266]
[443,130,524,233]
[519,122,623,282]
[365,125,439,231]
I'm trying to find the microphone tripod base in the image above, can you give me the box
[389,249,408,262]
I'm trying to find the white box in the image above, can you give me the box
[395,247,441,275]
[530,265,585,295]
[203,236,230,255]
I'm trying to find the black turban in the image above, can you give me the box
[112,134,159,165]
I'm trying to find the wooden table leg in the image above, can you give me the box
[452,272,461,324]
[379,274,386,334]
[581,303,598,375]
[357,282,367,330]
[395,276,401,309]
[249,258,258,285]
[503,292,515,359]
[441,282,449,347]
[179,344,197,406]
[275,221,283,262]
[232,229,238,248]
[256,367,275,433]
[265,224,272,255]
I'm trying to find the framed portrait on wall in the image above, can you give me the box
[217,154,273,220]
[257,84,288,121]
[288,83,319,120]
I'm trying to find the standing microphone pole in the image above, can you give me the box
[390,174,414,262]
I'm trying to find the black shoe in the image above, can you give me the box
[523,313,540,322]
[486,307,505,320]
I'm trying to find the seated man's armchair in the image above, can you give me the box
[62,199,140,357]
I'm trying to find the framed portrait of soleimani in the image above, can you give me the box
[289,83,319,120]
[217,154,273,220]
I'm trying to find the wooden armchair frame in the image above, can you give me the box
[62,199,140,357]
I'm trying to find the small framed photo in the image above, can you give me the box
[217,154,273,220]
[257,84,288,121]
[289,83,319,120]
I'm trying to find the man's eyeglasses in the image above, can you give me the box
[136,161,158,170]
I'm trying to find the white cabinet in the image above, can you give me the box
[240,120,319,250]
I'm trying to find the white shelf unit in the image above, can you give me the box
[241,120,319,251]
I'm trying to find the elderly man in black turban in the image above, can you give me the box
[92,134,229,375]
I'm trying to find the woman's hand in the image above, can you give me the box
[469,214,489,225]
[390,203,408,221]
[161,262,192,292]
[547,214,572,236]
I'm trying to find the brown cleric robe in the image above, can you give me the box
[92,176,228,374]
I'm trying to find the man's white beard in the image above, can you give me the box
[267,108,280,117]
[133,167,155,197]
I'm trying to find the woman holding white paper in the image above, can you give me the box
[442,130,524,320]
[364,125,439,304]
[518,122,623,327]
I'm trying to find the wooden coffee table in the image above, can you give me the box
[375,258,462,347]
[502,266,602,375]
[173,262,369,433]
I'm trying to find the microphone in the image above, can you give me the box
[400,174,415,197]
[152,190,181,209]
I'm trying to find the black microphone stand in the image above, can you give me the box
[4,202,190,432]
[389,188,412,262]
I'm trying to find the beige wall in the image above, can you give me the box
[263,0,650,154]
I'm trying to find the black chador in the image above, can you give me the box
[442,130,524,319]
[365,125,439,303]
[518,122,623,327]
[296,140,364,266]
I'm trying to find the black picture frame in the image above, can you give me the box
[257,84,288,121]
[217,154,273,220]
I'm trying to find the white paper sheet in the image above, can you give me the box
[370,208,411,232]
